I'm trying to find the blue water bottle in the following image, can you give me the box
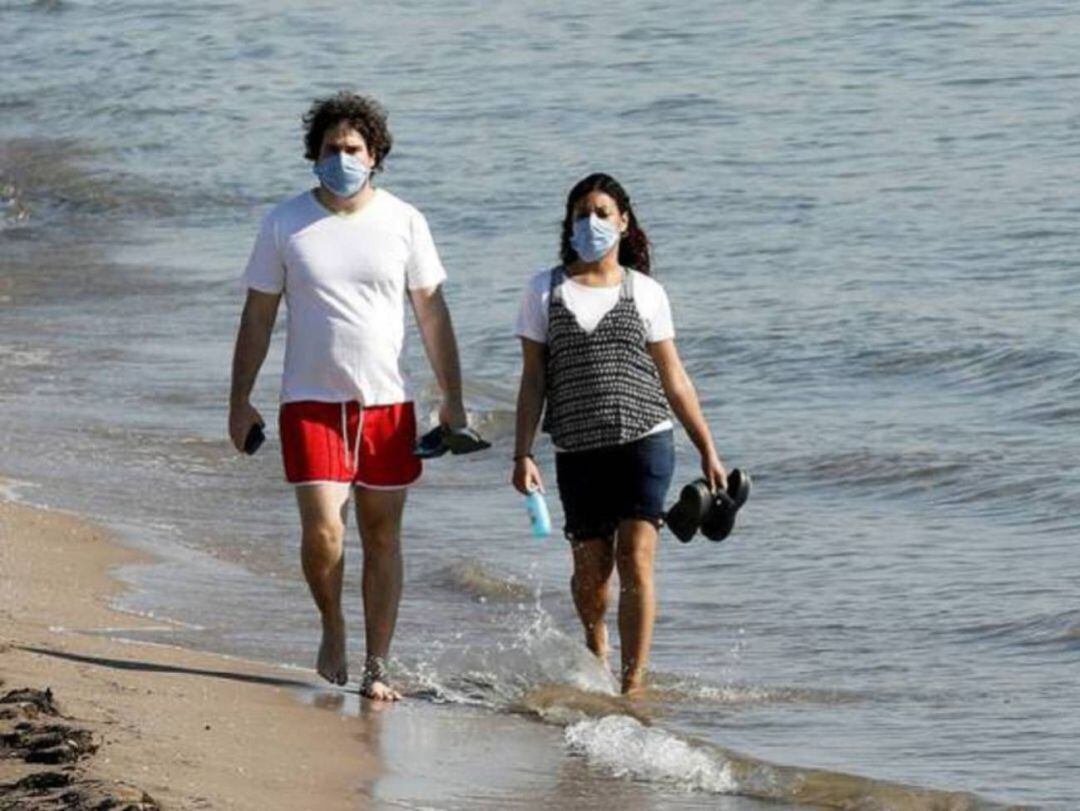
[525,489,552,538]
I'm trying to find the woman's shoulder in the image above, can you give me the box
[628,268,668,300]
[526,266,560,294]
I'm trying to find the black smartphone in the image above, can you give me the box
[243,423,265,455]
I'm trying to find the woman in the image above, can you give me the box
[511,172,728,694]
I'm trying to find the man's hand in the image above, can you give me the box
[410,285,467,431]
[229,401,264,453]
[439,397,468,432]
[229,289,280,453]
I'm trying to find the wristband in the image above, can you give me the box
[513,452,534,462]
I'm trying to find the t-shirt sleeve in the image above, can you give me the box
[405,210,448,291]
[515,272,549,343]
[242,213,286,294]
[645,279,675,343]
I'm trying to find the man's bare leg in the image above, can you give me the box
[355,486,407,702]
[615,519,658,695]
[296,484,352,686]
[570,537,616,668]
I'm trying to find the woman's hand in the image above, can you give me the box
[512,456,545,495]
[701,451,728,494]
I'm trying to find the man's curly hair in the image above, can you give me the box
[302,92,393,171]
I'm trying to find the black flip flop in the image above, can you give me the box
[700,469,752,542]
[415,425,491,459]
[664,479,713,543]
[444,426,491,455]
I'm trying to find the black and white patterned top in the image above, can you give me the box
[542,267,670,452]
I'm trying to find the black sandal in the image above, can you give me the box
[415,425,491,458]
[664,469,752,543]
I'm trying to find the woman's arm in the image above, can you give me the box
[649,339,727,491]
[511,337,547,494]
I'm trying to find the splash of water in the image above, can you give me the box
[566,715,737,793]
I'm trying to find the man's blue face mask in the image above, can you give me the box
[313,151,371,199]
[570,214,620,263]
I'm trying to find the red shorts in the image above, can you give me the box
[279,401,422,489]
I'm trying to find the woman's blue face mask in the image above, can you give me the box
[570,213,621,263]
[313,151,370,198]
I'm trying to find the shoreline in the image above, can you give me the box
[0,489,378,810]
[0,480,1033,811]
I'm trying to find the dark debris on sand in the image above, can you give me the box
[0,687,159,810]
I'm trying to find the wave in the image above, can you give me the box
[567,716,735,793]
[0,344,53,370]
[433,558,535,602]
[413,379,517,444]
[393,607,1021,808]
[771,447,972,492]
[565,715,1021,810]
[645,672,869,707]
[956,609,1080,652]
[399,610,617,709]
[849,341,1076,397]
[0,138,177,228]
[0,136,271,236]
[514,684,652,726]
[770,446,1080,530]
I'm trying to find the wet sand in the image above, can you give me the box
[0,495,377,810]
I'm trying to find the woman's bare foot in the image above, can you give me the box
[621,668,647,697]
[316,616,348,686]
[586,622,609,665]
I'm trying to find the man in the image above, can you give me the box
[228,91,467,702]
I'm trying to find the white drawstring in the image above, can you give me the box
[340,403,349,473]
[340,401,364,474]
[353,405,363,473]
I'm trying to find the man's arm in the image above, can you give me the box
[228,289,281,451]
[409,284,467,429]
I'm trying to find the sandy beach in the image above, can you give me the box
[0,494,377,810]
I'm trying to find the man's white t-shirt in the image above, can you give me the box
[515,267,676,443]
[243,188,446,406]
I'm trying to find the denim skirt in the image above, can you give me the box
[554,429,675,542]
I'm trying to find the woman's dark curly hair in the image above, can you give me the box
[560,173,651,275]
[302,92,393,171]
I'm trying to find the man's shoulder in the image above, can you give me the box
[262,190,317,226]
[371,188,423,221]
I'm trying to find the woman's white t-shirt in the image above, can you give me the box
[515,268,675,344]
[243,188,446,405]
[515,267,676,444]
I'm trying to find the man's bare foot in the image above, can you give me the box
[360,679,402,702]
[360,657,401,702]
[316,617,348,686]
